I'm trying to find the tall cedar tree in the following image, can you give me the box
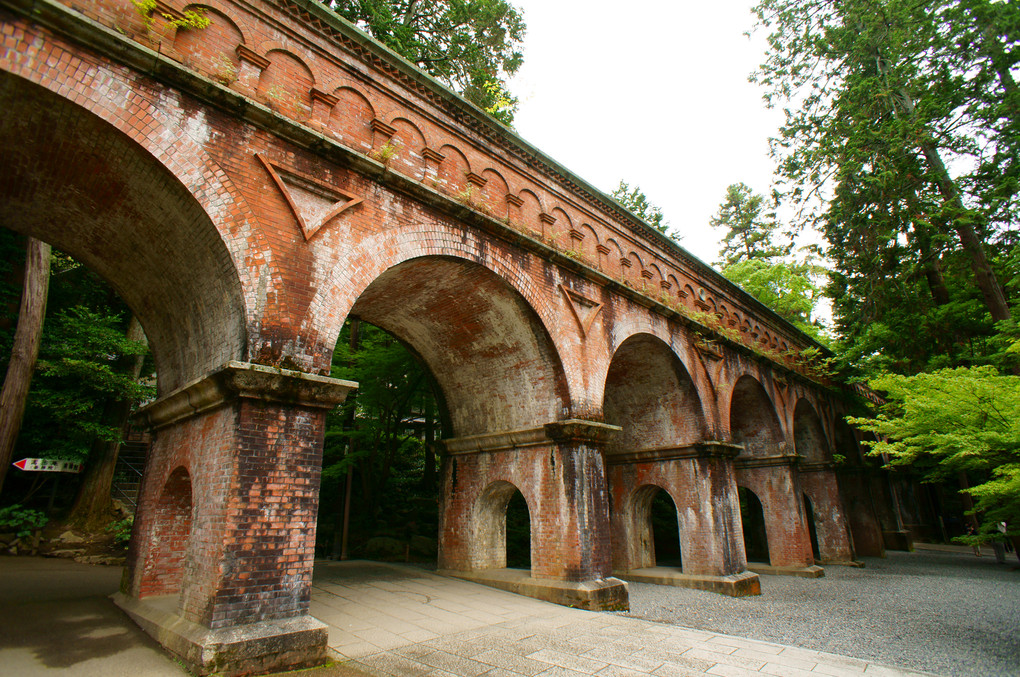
[611,181,673,238]
[326,0,525,125]
[752,0,1018,375]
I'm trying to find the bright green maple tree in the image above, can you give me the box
[850,363,1020,541]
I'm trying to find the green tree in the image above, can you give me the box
[849,365,1020,543]
[610,181,673,238]
[721,258,826,342]
[708,183,826,341]
[752,0,1018,374]
[321,319,443,556]
[709,182,789,267]
[326,0,525,125]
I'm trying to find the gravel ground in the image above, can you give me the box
[619,548,1020,676]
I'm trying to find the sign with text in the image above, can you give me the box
[12,458,83,473]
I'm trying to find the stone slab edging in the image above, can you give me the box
[437,567,629,611]
[134,361,358,430]
[745,563,825,578]
[615,567,761,597]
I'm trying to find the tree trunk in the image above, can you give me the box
[67,314,147,531]
[874,49,1012,323]
[0,238,51,495]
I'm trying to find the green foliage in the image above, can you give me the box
[106,516,134,544]
[752,0,1018,374]
[0,504,48,539]
[319,320,444,556]
[710,183,790,267]
[849,366,1020,536]
[17,306,152,463]
[721,258,826,342]
[131,0,210,31]
[610,181,674,239]
[326,0,525,125]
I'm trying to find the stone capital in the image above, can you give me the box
[135,361,357,430]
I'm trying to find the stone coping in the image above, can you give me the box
[605,441,743,466]
[442,419,622,455]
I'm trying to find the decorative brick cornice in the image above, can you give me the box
[421,147,445,163]
[538,212,556,225]
[596,244,610,255]
[134,361,357,430]
[370,118,396,137]
[505,193,524,208]
[235,44,270,70]
[309,87,338,107]
[465,172,487,188]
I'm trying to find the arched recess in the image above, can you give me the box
[729,376,785,457]
[139,467,194,598]
[793,399,832,463]
[472,480,532,571]
[173,6,243,78]
[738,486,769,563]
[604,334,706,455]
[346,256,569,436]
[628,485,683,570]
[256,49,314,121]
[0,72,248,394]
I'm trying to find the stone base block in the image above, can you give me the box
[746,563,825,578]
[112,592,328,676]
[882,530,914,551]
[615,567,761,597]
[438,568,629,611]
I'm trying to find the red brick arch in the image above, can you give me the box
[0,69,253,394]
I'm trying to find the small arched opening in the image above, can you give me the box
[738,486,769,564]
[803,493,821,561]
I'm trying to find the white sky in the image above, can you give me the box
[506,0,783,266]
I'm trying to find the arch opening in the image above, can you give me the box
[803,493,821,561]
[729,376,784,457]
[317,256,566,568]
[738,486,769,564]
[0,72,247,394]
[793,399,831,464]
[604,334,705,455]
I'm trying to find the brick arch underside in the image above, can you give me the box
[0,72,246,394]
[603,334,706,454]
[349,256,569,437]
[793,399,831,463]
[729,376,784,457]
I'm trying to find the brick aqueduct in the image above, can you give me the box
[1,0,906,673]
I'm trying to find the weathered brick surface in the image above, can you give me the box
[0,0,889,670]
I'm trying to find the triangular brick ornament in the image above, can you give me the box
[560,284,603,338]
[256,154,363,240]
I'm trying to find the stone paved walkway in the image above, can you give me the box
[311,561,930,677]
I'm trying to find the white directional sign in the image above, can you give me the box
[12,458,83,473]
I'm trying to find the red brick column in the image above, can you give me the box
[800,465,854,562]
[116,362,355,677]
[735,455,816,570]
[437,419,628,610]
